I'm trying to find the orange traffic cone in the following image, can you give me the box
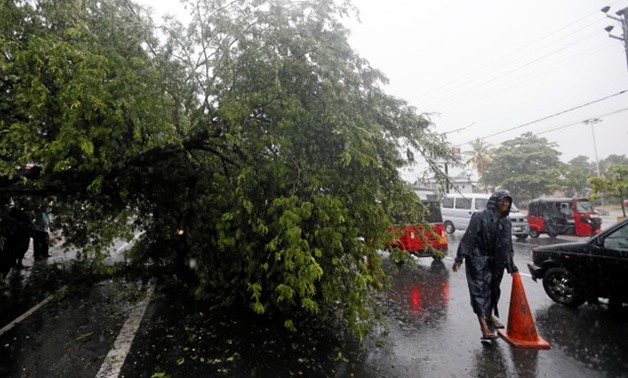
[497,272,551,349]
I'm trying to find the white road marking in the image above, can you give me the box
[0,234,141,336]
[0,231,150,376]
[96,283,155,378]
[116,232,144,254]
[0,287,66,337]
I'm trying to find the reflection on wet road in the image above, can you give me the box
[1,214,626,377]
[385,260,449,330]
[355,223,628,377]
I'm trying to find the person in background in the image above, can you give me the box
[452,189,518,340]
[9,204,32,269]
[1,198,33,278]
[560,202,575,223]
[32,205,51,260]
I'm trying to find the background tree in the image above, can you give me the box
[463,138,493,190]
[562,155,596,197]
[600,155,628,178]
[1,0,178,250]
[567,155,596,172]
[482,132,562,204]
[1,0,453,337]
[590,164,628,217]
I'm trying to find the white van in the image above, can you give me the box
[441,193,529,240]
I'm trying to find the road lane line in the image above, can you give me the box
[0,231,142,335]
[96,282,155,378]
[115,232,144,254]
[0,286,67,337]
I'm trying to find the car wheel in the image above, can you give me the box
[444,221,455,234]
[515,234,528,240]
[431,250,446,261]
[529,229,540,238]
[548,230,557,238]
[542,268,586,307]
[389,249,406,266]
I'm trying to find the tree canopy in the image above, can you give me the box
[1,0,452,337]
[590,164,628,217]
[463,138,492,190]
[482,132,562,204]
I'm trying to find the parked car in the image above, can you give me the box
[440,193,529,239]
[388,199,448,261]
[527,218,628,309]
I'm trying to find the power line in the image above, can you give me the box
[419,24,607,109]
[536,106,628,135]
[453,89,628,147]
[443,122,475,135]
[414,5,614,106]
[413,3,628,114]
[434,42,616,113]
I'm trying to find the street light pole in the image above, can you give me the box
[584,118,604,206]
[602,6,628,73]
[584,119,602,177]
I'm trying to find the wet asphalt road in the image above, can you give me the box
[354,241,628,378]
[1,213,627,377]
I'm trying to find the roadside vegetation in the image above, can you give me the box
[2,0,625,353]
[469,133,627,207]
[1,0,454,340]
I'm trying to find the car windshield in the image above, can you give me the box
[423,201,443,223]
[475,198,488,210]
[390,201,443,224]
[473,198,518,212]
[575,200,594,213]
[603,221,628,250]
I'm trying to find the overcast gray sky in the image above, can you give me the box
[347,0,627,165]
[140,0,627,168]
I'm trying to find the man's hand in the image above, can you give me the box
[507,258,518,274]
[452,261,462,272]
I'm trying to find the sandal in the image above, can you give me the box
[481,332,499,340]
[478,315,499,339]
[491,316,505,329]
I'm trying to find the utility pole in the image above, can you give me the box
[583,118,602,178]
[602,6,628,73]
[584,118,604,206]
[444,162,450,194]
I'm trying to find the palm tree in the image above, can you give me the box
[463,138,493,190]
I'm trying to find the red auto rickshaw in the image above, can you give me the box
[527,197,602,238]
[388,200,448,260]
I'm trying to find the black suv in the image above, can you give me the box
[528,218,628,309]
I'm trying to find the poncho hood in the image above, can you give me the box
[487,189,512,217]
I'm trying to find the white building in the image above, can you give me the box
[414,173,477,196]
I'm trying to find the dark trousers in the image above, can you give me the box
[33,230,49,259]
